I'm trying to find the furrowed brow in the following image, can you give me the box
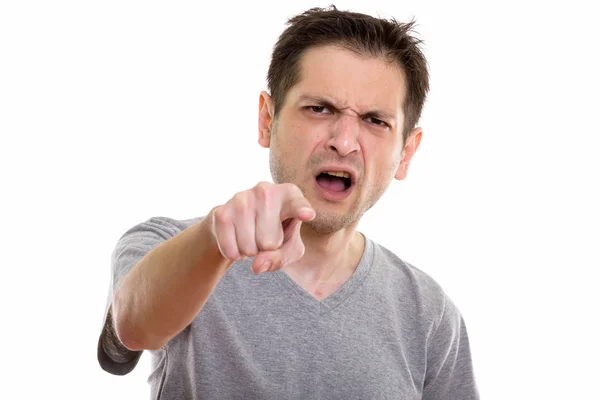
[297,94,396,121]
[297,95,339,110]
[362,110,396,122]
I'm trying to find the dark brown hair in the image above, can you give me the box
[267,5,430,141]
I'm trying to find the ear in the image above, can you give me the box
[258,91,275,148]
[395,127,423,181]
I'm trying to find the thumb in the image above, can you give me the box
[252,218,305,274]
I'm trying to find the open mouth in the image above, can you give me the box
[315,171,353,192]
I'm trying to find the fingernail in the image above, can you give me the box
[259,261,272,273]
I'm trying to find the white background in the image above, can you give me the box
[1,0,599,399]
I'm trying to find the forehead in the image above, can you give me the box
[288,45,407,114]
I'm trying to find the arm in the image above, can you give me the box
[99,182,314,373]
[97,305,143,375]
[422,294,480,400]
[112,211,233,352]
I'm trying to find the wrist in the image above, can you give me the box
[194,211,234,270]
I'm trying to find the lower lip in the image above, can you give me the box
[314,178,354,201]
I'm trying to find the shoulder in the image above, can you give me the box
[111,216,204,258]
[118,215,204,241]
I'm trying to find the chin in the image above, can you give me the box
[304,210,359,234]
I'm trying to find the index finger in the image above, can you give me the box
[279,185,315,222]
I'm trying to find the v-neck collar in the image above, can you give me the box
[273,233,376,316]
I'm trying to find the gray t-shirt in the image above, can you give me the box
[98,216,479,399]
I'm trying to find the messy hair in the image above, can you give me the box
[267,5,430,140]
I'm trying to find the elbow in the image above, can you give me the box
[115,324,145,352]
[114,314,165,351]
[112,299,165,352]
[112,310,142,351]
[125,335,165,352]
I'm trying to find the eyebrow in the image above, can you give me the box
[296,94,397,122]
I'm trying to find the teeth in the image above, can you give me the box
[324,171,350,179]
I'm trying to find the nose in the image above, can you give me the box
[326,111,361,157]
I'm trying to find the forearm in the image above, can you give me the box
[113,212,232,351]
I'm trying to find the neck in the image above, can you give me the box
[282,221,365,286]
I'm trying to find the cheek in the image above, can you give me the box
[288,122,323,153]
[364,146,401,182]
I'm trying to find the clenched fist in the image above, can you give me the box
[209,182,316,274]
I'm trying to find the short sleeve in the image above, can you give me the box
[97,217,186,375]
[422,293,480,400]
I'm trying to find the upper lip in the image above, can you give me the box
[316,165,358,184]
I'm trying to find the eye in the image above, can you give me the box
[364,117,389,128]
[307,106,332,114]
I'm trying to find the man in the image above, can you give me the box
[98,6,479,399]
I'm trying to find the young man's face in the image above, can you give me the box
[259,45,422,234]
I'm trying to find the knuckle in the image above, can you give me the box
[253,182,271,202]
[232,191,253,212]
[255,181,272,192]
[222,248,239,261]
[215,238,237,260]
[231,191,244,204]
[258,238,279,252]
[238,243,258,257]
[212,207,230,225]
